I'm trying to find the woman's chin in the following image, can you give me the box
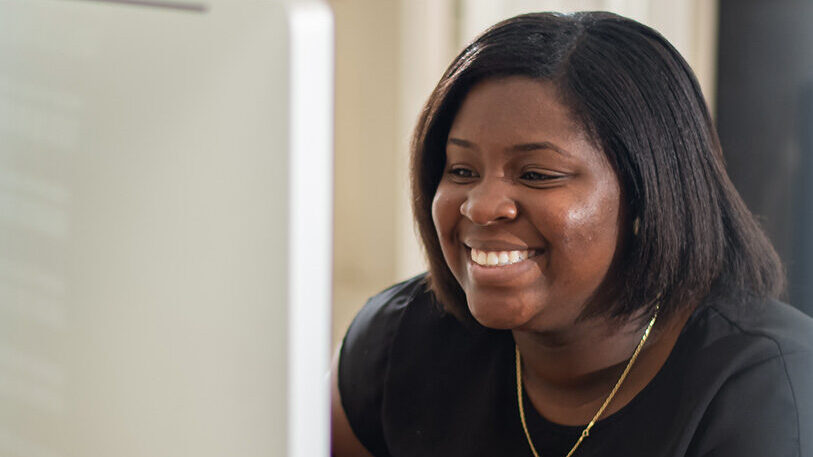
[467,299,535,330]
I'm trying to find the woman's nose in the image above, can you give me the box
[459,178,518,226]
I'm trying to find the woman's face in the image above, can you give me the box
[431,76,623,332]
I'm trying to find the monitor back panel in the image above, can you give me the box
[0,1,332,456]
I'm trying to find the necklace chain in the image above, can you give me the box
[515,307,659,457]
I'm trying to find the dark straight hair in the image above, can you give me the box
[410,11,785,324]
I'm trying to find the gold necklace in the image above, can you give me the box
[515,307,659,457]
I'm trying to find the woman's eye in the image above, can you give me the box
[448,167,478,179]
[520,170,557,181]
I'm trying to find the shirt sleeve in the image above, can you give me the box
[337,277,423,457]
[687,351,813,457]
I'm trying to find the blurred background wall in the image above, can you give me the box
[329,0,813,347]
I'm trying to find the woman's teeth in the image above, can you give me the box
[470,248,533,267]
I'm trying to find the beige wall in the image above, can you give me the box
[331,0,400,347]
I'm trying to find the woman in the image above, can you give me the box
[332,11,813,457]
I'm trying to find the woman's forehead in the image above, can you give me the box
[446,76,603,166]
[449,76,585,144]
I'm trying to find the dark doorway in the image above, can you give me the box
[717,0,813,315]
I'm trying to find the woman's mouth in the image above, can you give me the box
[469,248,537,267]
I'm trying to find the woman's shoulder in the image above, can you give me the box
[697,295,813,359]
[684,295,813,395]
[342,274,436,348]
[339,273,489,381]
[337,275,514,456]
[336,274,441,457]
[678,296,813,456]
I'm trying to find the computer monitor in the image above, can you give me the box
[0,1,333,456]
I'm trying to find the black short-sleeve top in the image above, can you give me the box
[338,275,813,457]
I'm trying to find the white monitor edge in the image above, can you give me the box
[287,2,334,457]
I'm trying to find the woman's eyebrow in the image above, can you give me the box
[447,137,569,157]
[447,137,477,149]
[510,141,570,156]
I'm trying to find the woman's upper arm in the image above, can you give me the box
[331,345,374,457]
[329,277,421,457]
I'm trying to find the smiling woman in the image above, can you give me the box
[433,77,622,332]
[331,11,813,457]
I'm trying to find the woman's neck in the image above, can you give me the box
[511,305,695,425]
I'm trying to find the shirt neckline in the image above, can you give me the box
[520,304,709,436]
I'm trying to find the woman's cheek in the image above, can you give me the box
[558,192,621,263]
[431,185,460,239]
